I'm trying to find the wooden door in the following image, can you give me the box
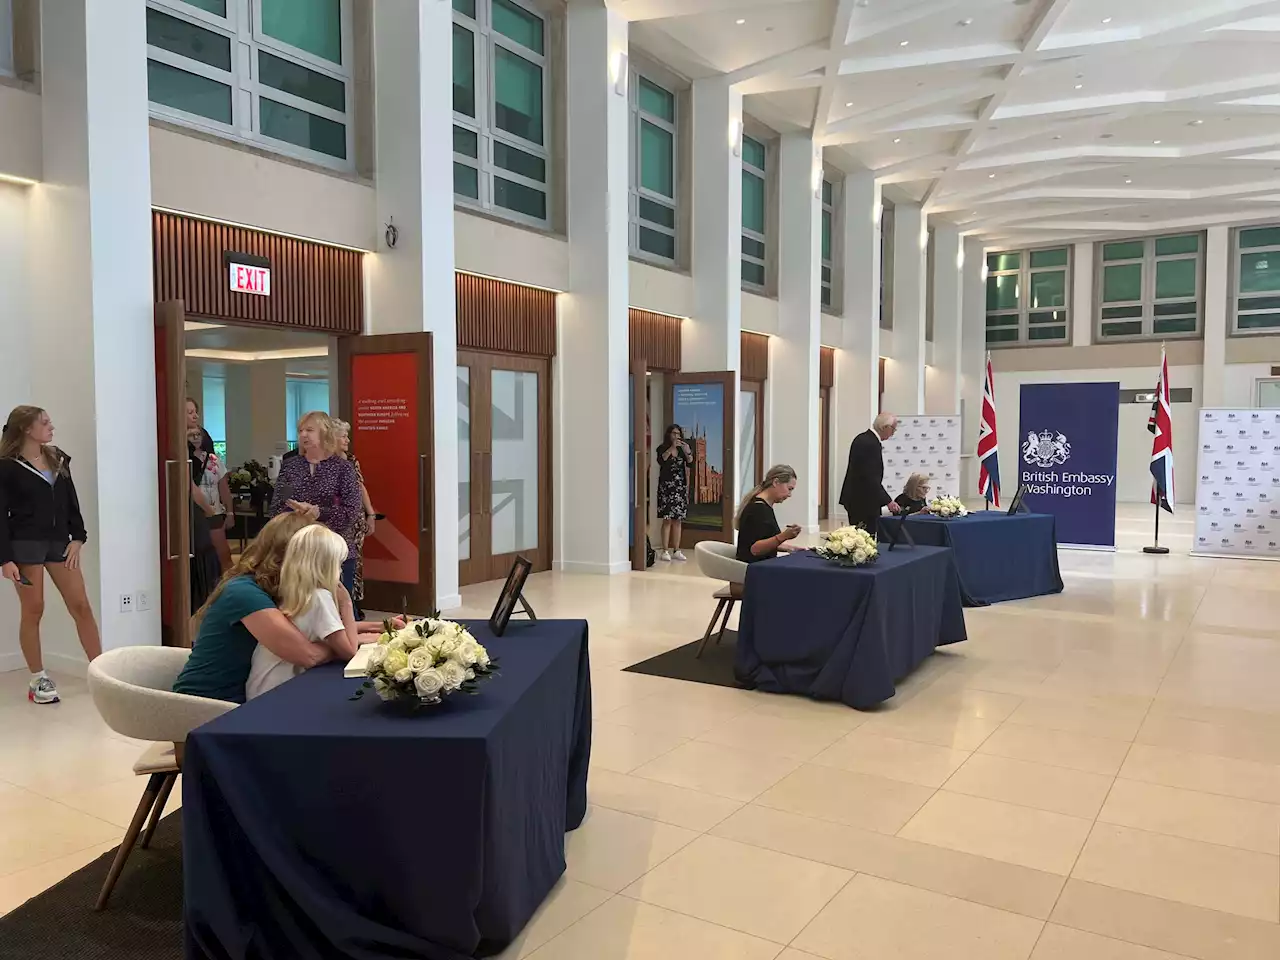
[667,371,736,546]
[631,358,649,571]
[154,302,191,646]
[739,379,765,493]
[337,334,436,614]
[457,351,552,586]
[819,387,831,522]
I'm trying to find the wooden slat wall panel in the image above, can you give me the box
[741,331,769,382]
[456,273,557,357]
[629,308,682,372]
[819,346,834,388]
[152,211,364,334]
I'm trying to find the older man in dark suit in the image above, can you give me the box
[839,413,901,534]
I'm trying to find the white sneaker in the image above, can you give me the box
[28,676,59,704]
[672,550,688,562]
[657,549,671,561]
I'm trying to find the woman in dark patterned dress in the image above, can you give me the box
[333,419,375,619]
[655,424,693,562]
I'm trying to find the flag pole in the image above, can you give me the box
[1143,497,1169,555]
[1144,342,1170,555]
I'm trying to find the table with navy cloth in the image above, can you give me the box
[897,511,1064,607]
[182,619,592,960]
[735,547,967,709]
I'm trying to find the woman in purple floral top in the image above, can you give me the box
[269,412,363,598]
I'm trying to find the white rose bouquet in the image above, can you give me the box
[353,616,498,708]
[814,525,878,568]
[929,495,968,519]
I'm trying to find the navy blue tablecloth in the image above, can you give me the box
[183,620,592,960]
[900,512,1063,606]
[735,547,967,709]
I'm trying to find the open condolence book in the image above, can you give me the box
[344,643,377,678]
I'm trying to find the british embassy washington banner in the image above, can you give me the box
[1018,382,1120,549]
[1193,409,1280,560]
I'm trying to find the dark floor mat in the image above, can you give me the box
[621,632,745,689]
[0,812,183,960]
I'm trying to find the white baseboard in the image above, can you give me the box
[553,560,632,576]
[436,593,464,612]
[0,651,90,678]
[0,652,26,674]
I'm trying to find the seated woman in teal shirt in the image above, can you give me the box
[173,513,334,703]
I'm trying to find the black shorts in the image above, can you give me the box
[10,540,69,565]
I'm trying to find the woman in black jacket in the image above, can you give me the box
[0,406,101,704]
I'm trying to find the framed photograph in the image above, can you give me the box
[489,556,535,636]
[1006,484,1029,516]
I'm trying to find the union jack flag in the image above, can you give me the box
[1150,346,1175,513]
[978,352,1000,506]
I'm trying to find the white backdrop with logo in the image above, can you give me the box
[1193,409,1280,560]
[881,415,963,500]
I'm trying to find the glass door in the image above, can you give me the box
[458,351,551,586]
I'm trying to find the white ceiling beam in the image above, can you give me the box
[837,44,1020,77]
[609,0,815,23]
[723,42,828,85]
[821,113,978,146]
[840,0,970,47]
[811,0,861,138]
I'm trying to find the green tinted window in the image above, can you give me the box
[147,59,233,124]
[453,125,478,158]
[1103,263,1142,302]
[1155,234,1199,256]
[182,0,227,14]
[260,0,342,65]
[822,180,833,206]
[454,162,479,199]
[742,171,765,234]
[821,209,832,261]
[742,260,766,286]
[1155,259,1196,300]
[260,97,346,158]
[453,24,475,117]
[1240,226,1280,249]
[493,47,542,145]
[986,275,1019,311]
[494,141,545,183]
[492,0,543,53]
[639,228,675,260]
[147,8,231,71]
[638,77,674,123]
[638,197,675,230]
[452,0,477,17]
[640,121,674,197]
[258,51,345,111]
[1240,252,1280,294]
[742,135,766,171]
[986,252,1020,272]
[1030,248,1068,269]
[1030,271,1066,309]
[1103,241,1144,261]
[494,177,546,219]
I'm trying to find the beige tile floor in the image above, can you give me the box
[4,504,1280,959]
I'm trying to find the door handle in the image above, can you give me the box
[419,454,430,533]
[634,451,643,505]
[164,460,178,560]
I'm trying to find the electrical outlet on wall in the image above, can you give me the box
[120,594,134,613]
[137,592,152,612]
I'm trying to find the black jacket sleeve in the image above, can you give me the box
[62,455,88,543]
[0,466,12,566]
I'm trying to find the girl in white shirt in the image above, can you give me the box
[246,524,362,700]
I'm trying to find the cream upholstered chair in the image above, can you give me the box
[694,541,748,658]
[87,646,237,910]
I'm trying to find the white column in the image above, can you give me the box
[687,78,743,375]
[25,0,159,661]
[926,223,962,415]
[883,202,926,414]
[223,364,253,468]
[249,361,289,463]
[771,134,821,531]
[1071,241,1093,347]
[832,169,882,524]
[960,235,986,498]
[554,0,630,574]
[366,0,460,607]
[1202,225,1230,406]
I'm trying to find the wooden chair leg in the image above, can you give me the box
[696,599,728,659]
[715,599,737,645]
[139,772,178,850]
[95,773,165,911]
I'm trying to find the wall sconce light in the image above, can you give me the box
[956,248,965,270]
[812,150,823,199]
[730,118,743,157]
[872,202,883,226]
[611,51,628,97]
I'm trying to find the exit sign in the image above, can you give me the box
[228,261,271,296]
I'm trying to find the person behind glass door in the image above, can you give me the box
[735,464,803,564]
[332,418,375,619]
[188,425,226,610]
[655,424,693,562]
[894,473,932,516]
[187,401,234,571]
[269,411,362,602]
[185,397,216,463]
[0,406,102,704]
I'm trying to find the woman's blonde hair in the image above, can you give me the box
[0,406,66,475]
[277,525,347,619]
[735,464,797,527]
[297,410,339,455]
[903,472,931,500]
[191,512,316,631]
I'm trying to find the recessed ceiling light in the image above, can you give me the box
[1100,133,1114,139]
[893,137,902,143]
[900,40,910,46]
[1101,17,1112,24]
[845,102,853,107]
[1074,84,1083,90]
[988,173,996,179]
[1124,178,1132,184]
[1153,139,1162,144]
[1053,135,1062,140]
[958,18,973,26]
[855,0,869,7]
[1189,119,1204,126]
[735,18,745,24]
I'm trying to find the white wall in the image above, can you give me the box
[630,261,692,320]
[0,84,39,181]
[1223,363,1275,408]
[741,291,779,336]
[454,210,568,291]
[992,363,1201,505]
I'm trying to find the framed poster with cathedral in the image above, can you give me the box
[667,372,736,546]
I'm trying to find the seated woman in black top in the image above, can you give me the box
[735,464,802,563]
[893,472,931,516]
